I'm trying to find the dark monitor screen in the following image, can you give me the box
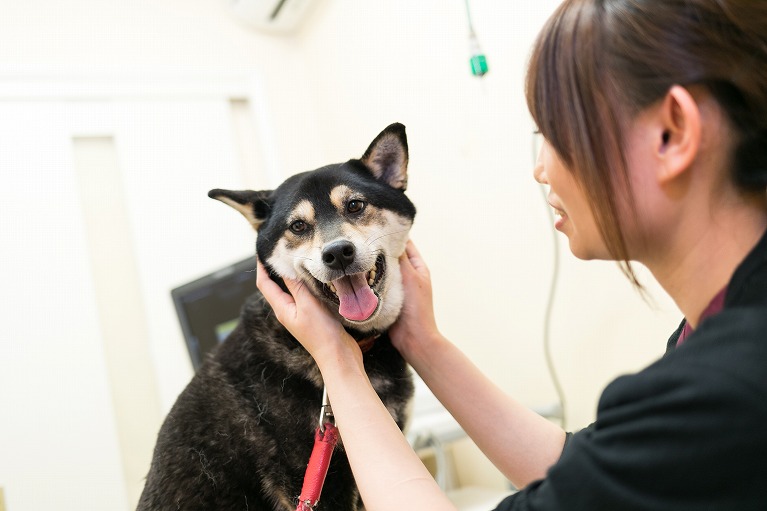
[171,256,257,370]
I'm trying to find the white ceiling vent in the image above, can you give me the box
[227,0,317,35]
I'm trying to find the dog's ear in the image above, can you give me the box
[208,188,273,231]
[360,123,409,190]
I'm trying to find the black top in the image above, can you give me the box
[494,228,767,510]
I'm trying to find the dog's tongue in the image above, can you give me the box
[332,273,378,322]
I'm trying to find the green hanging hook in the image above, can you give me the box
[465,0,489,77]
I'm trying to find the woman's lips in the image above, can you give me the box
[549,203,567,230]
[554,214,567,230]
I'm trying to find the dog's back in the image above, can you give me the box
[138,293,412,510]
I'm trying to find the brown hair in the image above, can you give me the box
[526,0,767,285]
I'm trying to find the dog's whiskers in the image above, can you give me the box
[365,229,409,246]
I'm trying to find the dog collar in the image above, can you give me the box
[345,328,381,354]
[356,334,380,354]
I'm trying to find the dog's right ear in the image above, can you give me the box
[208,188,273,231]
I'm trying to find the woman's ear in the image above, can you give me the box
[656,85,702,184]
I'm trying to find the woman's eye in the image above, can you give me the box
[347,200,366,214]
[289,220,307,234]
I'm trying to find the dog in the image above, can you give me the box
[138,123,416,510]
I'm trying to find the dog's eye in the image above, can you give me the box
[289,220,308,234]
[347,200,366,214]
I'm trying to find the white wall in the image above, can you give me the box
[0,1,682,509]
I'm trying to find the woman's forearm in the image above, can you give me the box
[316,346,457,511]
[405,333,566,489]
[389,241,564,487]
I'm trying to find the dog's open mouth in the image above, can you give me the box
[319,254,385,322]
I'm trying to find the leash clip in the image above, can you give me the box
[298,499,316,511]
[318,386,334,433]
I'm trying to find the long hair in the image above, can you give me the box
[526,0,767,285]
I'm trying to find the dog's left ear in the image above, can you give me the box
[360,123,409,190]
[208,188,273,231]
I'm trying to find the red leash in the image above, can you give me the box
[296,387,339,511]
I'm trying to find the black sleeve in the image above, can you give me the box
[491,353,767,511]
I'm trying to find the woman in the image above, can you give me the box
[257,0,767,509]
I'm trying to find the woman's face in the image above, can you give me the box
[534,140,612,260]
[533,113,667,264]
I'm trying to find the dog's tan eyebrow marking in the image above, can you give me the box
[329,185,364,211]
[288,199,315,224]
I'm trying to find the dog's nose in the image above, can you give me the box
[322,241,356,270]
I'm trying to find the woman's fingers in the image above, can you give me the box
[405,238,421,260]
[256,260,296,316]
[257,260,336,326]
[404,239,429,276]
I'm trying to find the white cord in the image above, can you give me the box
[464,0,476,36]
[533,134,567,429]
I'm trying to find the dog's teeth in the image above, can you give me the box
[329,283,336,294]
[368,277,375,286]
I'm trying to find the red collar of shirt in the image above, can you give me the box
[677,286,728,345]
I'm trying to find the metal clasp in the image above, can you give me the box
[318,386,335,433]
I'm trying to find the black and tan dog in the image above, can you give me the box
[138,124,416,510]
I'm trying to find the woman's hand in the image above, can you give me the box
[389,240,443,358]
[255,261,359,365]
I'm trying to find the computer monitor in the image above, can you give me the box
[170,256,257,370]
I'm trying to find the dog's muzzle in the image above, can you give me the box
[318,253,385,322]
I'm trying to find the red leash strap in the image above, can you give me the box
[296,386,338,510]
[296,423,339,511]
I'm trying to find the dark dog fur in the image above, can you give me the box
[138,124,416,510]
